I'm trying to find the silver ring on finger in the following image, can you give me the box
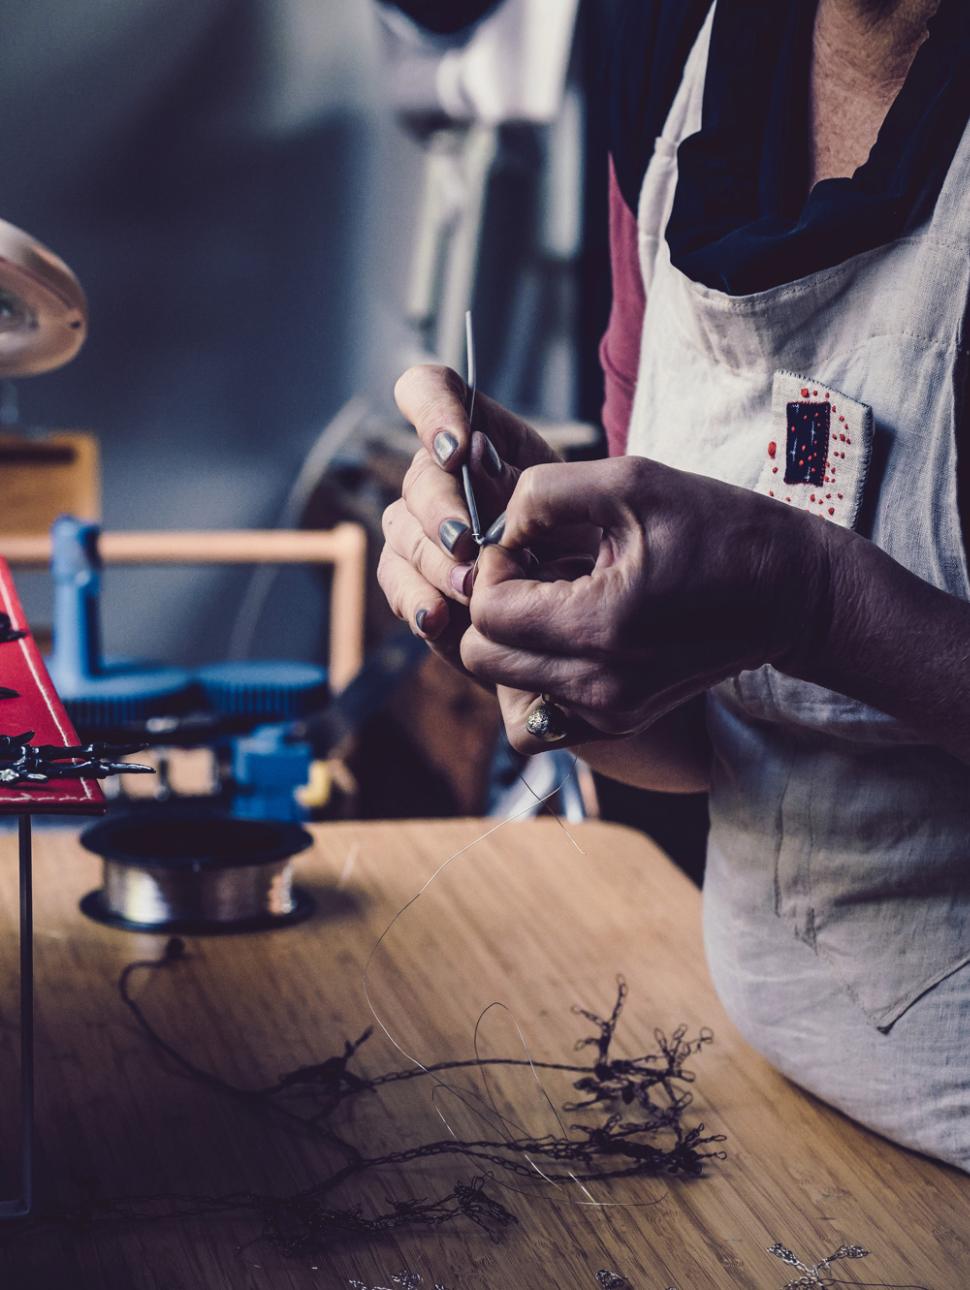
[525,694,568,744]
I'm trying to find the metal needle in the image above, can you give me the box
[462,309,483,544]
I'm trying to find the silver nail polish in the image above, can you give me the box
[433,431,458,465]
[480,436,502,477]
[439,518,469,553]
[483,511,506,545]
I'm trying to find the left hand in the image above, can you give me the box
[461,455,837,749]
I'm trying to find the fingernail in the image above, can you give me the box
[483,511,506,545]
[480,435,502,478]
[449,563,474,598]
[439,518,469,554]
[433,431,459,465]
[415,607,442,640]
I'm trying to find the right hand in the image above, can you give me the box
[378,363,560,673]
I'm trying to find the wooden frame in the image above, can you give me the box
[0,526,367,691]
[0,432,100,533]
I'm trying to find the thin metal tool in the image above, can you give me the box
[462,309,483,545]
[0,815,34,1217]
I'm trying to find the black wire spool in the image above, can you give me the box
[79,808,315,934]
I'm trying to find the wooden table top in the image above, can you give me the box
[0,818,967,1290]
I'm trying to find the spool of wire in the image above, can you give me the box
[79,808,314,933]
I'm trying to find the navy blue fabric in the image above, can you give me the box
[386,0,502,35]
[608,0,970,296]
[606,0,711,214]
[785,402,830,487]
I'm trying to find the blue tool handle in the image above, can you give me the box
[49,515,103,689]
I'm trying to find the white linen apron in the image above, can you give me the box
[627,5,970,1168]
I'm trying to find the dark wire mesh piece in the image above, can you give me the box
[4,950,724,1258]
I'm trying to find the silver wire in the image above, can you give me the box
[360,760,672,1211]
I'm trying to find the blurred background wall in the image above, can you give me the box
[2,0,404,663]
[0,0,608,666]
[0,0,708,875]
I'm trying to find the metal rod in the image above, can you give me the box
[19,814,33,1214]
[461,309,483,544]
[0,815,34,1218]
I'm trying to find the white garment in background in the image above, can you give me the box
[376,0,579,124]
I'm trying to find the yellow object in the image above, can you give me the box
[298,759,332,810]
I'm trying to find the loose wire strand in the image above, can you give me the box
[360,759,669,1210]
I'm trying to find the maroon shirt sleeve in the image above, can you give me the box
[599,156,645,458]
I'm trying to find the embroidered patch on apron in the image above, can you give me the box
[755,371,873,529]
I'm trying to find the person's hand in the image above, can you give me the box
[461,455,836,751]
[377,364,562,672]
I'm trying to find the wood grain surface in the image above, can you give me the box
[0,819,967,1290]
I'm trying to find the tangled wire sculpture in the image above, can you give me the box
[10,941,723,1258]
